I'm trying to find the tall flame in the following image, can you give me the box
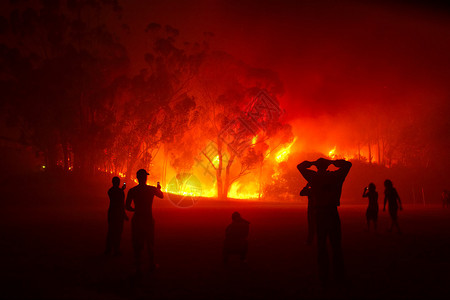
[328,146,337,159]
[275,137,297,163]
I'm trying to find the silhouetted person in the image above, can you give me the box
[125,169,164,275]
[297,158,352,286]
[223,212,250,264]
[300,183,316,245]
[362,183,378,231]
[442,190,450,208]
[383,179,402,233]
[105,176,128,256]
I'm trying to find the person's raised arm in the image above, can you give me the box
[120,190,129,220]
[332,159,352,173]
[155,185,164,199]
[297,161,316,182]
[125,190,135,212]
[300,185,310,196]
[362,187,369,198]
[396,190,403,211]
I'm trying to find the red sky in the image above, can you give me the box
[119,0,450,122]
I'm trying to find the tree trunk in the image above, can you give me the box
[162,146,168,187]
[216,139,224,200]
[259,162,263,199]
[45,142,58,171]
[126,156,137,183]
[377,139,381,164]
[357,143,361,161]
[223,154,235,200]
[61,140,70,172]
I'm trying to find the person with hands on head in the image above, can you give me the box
[126,169,164,276]
[297,158,352,287]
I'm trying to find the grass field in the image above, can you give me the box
[1,177,450,299]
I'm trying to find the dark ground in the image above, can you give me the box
[1,174,450,299]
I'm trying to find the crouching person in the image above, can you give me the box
[223,212,250,264]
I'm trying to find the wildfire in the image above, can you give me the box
[251,135,258,145]
[228,181,260,199]
[212,155,220,168]
[101,136,302,201]
[275,137,297,163]
[328,146,337,159]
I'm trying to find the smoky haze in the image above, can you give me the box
[122,0,450,167]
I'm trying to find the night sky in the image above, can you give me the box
[114,0,450,158]
[120,0,450,117]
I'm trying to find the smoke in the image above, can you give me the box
[123,0,450,112]
[121,0,450,177]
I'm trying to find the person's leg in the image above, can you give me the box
[147,220,156,270]
[240,242,248,261]
[374,212,378,231]
[223,247,229,264]
[389,209,397,232]
[366,210,370,231]
[329,208,345,283]
[388,211,394,232]
[316,209,330,286]
[113,219,124,255]
[391,210,401,233]
[307,208,315,244]
[132,219,144,274]
[105,220,113,255]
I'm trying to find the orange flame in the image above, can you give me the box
[275,137,297,163]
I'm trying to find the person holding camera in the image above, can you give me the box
[300,183,316,245]
[105,176,128,256]
[297,158,352,287]
[126,169,164,275]
[362,183,379,231]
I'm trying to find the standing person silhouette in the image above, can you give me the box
[300,183,316,245]
[297,158,352,287]
[383,179,402,233]
[362,183,378,231]
[442,190,450,208]
[105,176,128,256]
[126,169,164,275]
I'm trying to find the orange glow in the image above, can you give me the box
[275,137,297,163]
[228,181,259,199]
[102,133,391,201]
[251,135,258,145]
[212,155,220,168]
[328,146,337,159]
